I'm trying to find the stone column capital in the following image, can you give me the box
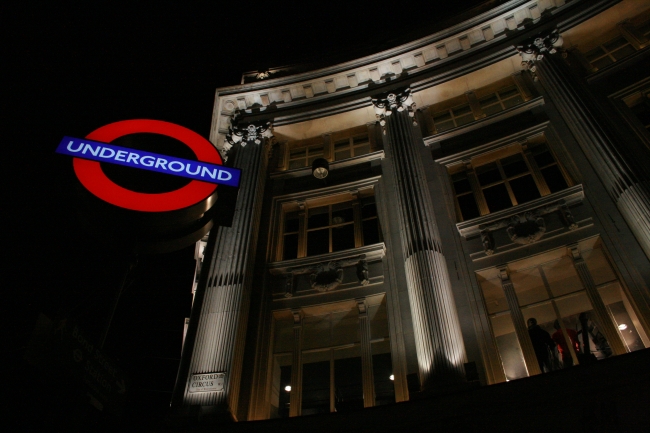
[371,87,417,133]
[224,113,273,160]
[516,28,564,74]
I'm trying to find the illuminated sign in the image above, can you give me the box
[58,119,236,212]
[188,372,225,393]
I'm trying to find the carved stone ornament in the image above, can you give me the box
[309,261,344,292]
[480,229,495,255]
[516,29,564,75]
[506,212,546,245]
[356,259,369,285]
[371,88,417,134]
[560,205,578,230]
[222,112,273,160]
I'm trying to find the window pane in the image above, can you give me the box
[457,194,480,220]
[532,147,554,167]
[335,150,351,160]
[612,44,636,60]
[307,229,329,256]
[363,218,380,245]
[603,37,627,51]
[283,234,298,260]
[592,56,614,70]
[334,355,363,412]
[334,140,349,150]
[585,46,606,62]
[309,206,329,228]
[269,355,292,419]
[332,225,355,251]
[353,144,371,156]
[301,359,330,415]
[501,153,528,177]
[509,174,541,204]
[289,160,306,169]
[290,149,306,158]
[521,302,558,373]
[433,111,452,122]
[453,104,472,116]
[308,145,324,155]
[555,292,612,360]
[479,94,499,107]
[502,94,524,109]
[332,204,353,224]
[361,202,377,219]
[598,283,646,352]
[511,267,549,306]
[353,135,369,145]
[453,175,472,194]
[372,349,395,406]
[542,256,583,297]
[482,104,503,116]
[498,86,519,99]
[541,165,568,193]
[455,113,475,127]
[476,163,502,186]
[479,277,508,314]
[483,183,512,212]
[435,120,455,132]
[284,212,299,233]
[491,313,528,380]
[582,248,617,285]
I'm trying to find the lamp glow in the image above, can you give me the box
[389,375,394,381]
[284,385,292,392]
[618,324,627,330]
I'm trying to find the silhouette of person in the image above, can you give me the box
[551,319,580,368]
[527,318,556,373]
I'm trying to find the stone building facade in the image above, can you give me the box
[171,0,650,424]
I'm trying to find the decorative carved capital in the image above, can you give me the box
[497,266,510,282]
[559,205,578,230]
[356,298,367,315]
[371,88,417,134]
[506,211,546,245]
[223,112,273,160]
[516,29,564,75]
[356,259,369,285]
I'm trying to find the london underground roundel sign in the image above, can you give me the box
[56,119,240,212]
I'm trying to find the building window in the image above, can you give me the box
[629,94,650,132]
[448,139,570,221]
[478,240,648,382]
[334,134,371,161]
[432,103,474,133]
[584,35,636,70]
[281,193,382,261]
[288,145,324,170]
[478,85,524,116]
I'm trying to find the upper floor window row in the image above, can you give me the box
[581,12,650,73]
[424,74,534,136]
[447,135,572,222]
[276,125,377,172]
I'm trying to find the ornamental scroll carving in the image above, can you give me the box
[309,261,344,292]
[516,29,564,75]
[371,88,417,134]
[506,212,546,245]
[223,112,273,160]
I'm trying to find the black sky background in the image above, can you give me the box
[6,1,487,428]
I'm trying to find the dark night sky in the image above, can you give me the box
[7,1,487,427]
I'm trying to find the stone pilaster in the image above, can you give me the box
[518,30,650,261]
[497,267,542,376]
[374,88,467,390]
[568,246,627,356]
[289,309,303,417]
[171,118,272,420]
[356,298,375,407]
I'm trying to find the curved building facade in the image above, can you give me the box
[172,0,650,427]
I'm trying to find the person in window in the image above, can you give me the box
[551,320,580,368]
[527,318,556,373]
[577,312,612,361]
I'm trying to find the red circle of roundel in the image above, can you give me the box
[73,119,221,212]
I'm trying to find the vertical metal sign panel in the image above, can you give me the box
[383,110,467,389]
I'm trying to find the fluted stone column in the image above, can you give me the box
[356,298,375,407]
[568,246,626,356]
[171,119,271,419]
[518,31,650,260]
[373,89,467,390]
[497,267,542,376]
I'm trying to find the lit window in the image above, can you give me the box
[432,103,475,133]
[288,145,324,170]
[281,195,382,261]
[449,141,570,221]
[584,36,636,71]
[334,134,371,161]
[478,85,524,116]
